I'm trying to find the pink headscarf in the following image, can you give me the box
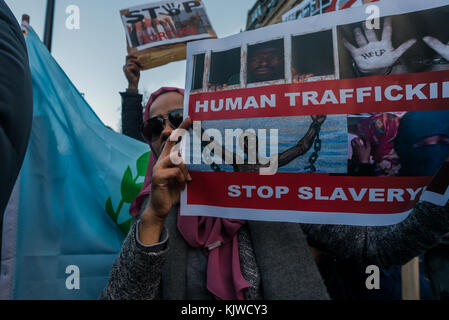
[357,113,400,163]
[129,87,250,300]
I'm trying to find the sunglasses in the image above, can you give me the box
[142,108,184,141]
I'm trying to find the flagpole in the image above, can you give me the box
[43,0,55,52]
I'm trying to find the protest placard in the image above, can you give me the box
[181,0,449,226]
[120,0,217,69]
[421,161,449,206]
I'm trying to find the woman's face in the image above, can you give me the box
[148,92,184,157]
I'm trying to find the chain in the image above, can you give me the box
[210,162,222,172]
[208,138,222,172]
[304,121,322,173]
[201,136,222,172]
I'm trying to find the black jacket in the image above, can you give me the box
[120,89,144,142]
[0,1,33,223]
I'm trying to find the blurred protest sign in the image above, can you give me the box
[0,24,148,299]
[120,0,217,69]
[282,0,380,22]
[181,0,449,226]
[421,160,449,206]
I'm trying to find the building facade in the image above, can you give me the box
[246,0,302,30]
[246,0,379,30]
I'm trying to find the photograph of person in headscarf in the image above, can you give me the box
[348,112,402,176]
[395,110,449,177]
[247,39,285,84]
[338,6,449,78]
[291,30,335,83]
[349,110,449,177]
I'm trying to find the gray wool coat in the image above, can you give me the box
[101,200,449,300]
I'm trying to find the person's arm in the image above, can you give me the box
[99,217,169,300]
[101,118,193,299]
[120,55,144,141]
[302,200,449,269]
[277,115,325,168]
[0,1,33,216]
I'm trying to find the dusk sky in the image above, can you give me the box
[5,0,255,130]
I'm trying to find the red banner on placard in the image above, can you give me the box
[188,70,449,121]
[187,172,433,214]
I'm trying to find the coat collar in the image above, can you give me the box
[161,209,329,300]
[247,220,329,299]
[161,207,188,299]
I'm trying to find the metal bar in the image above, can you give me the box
[284,36,292,83]
[241,43,247,88]
[43,0,56,52]
[202,50,211,91]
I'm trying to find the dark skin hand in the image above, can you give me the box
[147,117,193,218]
[208,83,225,92]
[351,137,371,164]
[292,73,314,83]
[277,115,326,168]
[123,54,143,90]
[139,116,193,245]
